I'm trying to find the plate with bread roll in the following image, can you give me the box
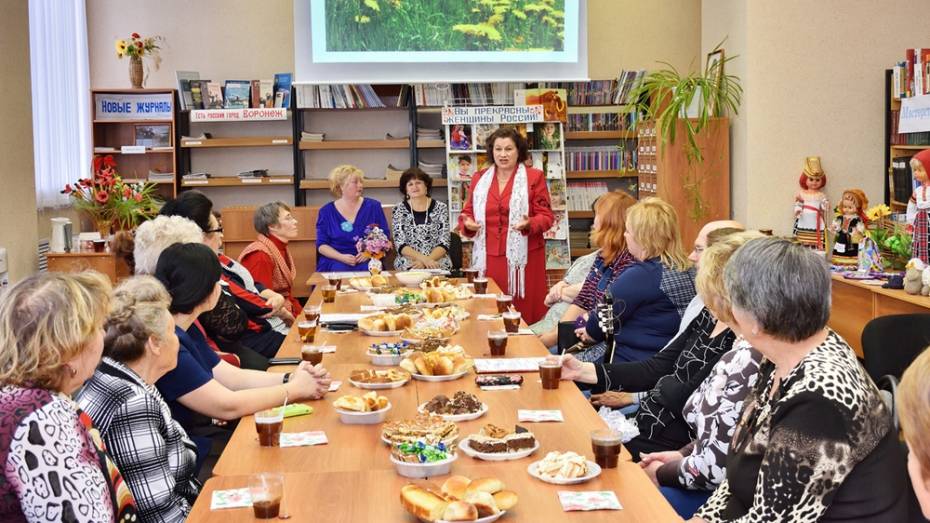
[400,475,517,523]
[348,368,411,390]
[332,392,391,424]
[357,312,419,336]
[526,451,601,485]
[400,349,472,382]
[349,274,390,291]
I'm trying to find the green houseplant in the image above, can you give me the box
[629,40,742,220]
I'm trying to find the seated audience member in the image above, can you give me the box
[78,276,200,521]
[160,191,289,358]
[0,272,138,521]
[690,237,909,522]
[392,167,452,271]
[240,201,304,316]
[897,346,930,520]
[582,197,695,363]
[529,249,597,338]
[153,243,331,460]
[134,215,264,369]
[554,232,762,462]
[316,164,392,273]
[536,190,637,349]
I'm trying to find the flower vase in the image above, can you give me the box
[368,257,383,275]
[95,219,112,239]
[129,56,144,88]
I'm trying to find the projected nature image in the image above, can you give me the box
[325,0,566,53]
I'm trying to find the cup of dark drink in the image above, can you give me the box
[249,472,285,519]
[301,345,323,365]
[487,330,508,356]
[502,310,521,334]
[297,320,317,343]
[92,239,107,253]
[303,303,321,324]
[254,409,284,447]
[462,268,479,283]
[322,285,337,303]
[538,360,562,390]
[591,429,623,469]
[473,277,488,294]
[327,276,342,290]
[495,294,513,313]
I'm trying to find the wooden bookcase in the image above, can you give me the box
[91,88,178,199]
[885,68,928,211]
[638,118,731,249]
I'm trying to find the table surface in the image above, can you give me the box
[830,272,930,310]
[196,275,681,522]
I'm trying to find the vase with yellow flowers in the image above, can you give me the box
[62,155,161,236]
[115,32,164,88]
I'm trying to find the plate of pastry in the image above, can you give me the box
[348,368,411,390]
[526,451,601,485]
[459,424,539,461]
[418,392,488,422]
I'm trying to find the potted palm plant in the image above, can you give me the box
[629,40,742,220]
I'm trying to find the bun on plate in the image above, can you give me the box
[442,501,478,521]
[400,484,448,522]
[441,475,472,500]
[463,491,500,517]
[465,477,504,496]
[492,490,518,511]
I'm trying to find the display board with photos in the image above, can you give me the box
[442,98,570,270]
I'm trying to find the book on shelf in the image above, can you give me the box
[416,127,443,140]
[181,133,212,143]
[250,80,261,108]
[182,172,211,180]
[544,211,568,240]
[205,82,224,109]
[386,164,405,181]
[418,160,444,177]
[190,80,207,109]
[531,122,562,150]
[413,82,526,107]
[175,71,200,111]
[567,181,609,211]
[223,80,251,109]
[449,185,464,212]
[385,132,409,141]
[566,141,637,172]
[300,131,325,142]
[259,80,274,108]
[147,170,175,182]
[545,241,570,269]
[237,169,268,179]
[93,146,119,153]
[613,70,647,105]
[537,80,619,106]
[472,124,497,148]
[546,152,564,179]
[448,154,475,182]
[273,73,292,108]
[449,124,472,151]
[295,84,394,109]
[891,155,915,203]
[569,231,590,247]
[548,179,566,210]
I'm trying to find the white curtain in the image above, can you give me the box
[29,0,91,208]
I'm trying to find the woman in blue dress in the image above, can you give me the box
[316,164,391,272]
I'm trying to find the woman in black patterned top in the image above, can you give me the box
[691,237,908,522]
[392,168,452,272]
[78,276,200,522]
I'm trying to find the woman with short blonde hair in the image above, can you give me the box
[897,347,930,519]
[316,164,392,272]
[581,196,696,363]
[0,271,139,521]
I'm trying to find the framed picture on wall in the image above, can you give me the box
[706,49,725,84]
[134,124,171,148]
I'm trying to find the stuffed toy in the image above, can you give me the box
[904,258,926,295]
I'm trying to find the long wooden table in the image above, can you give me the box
[191,276,681,522]
[829,273,930,357]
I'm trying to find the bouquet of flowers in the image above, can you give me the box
[61,155,161,234]
[115,32,164,64]
[355,224,392,260]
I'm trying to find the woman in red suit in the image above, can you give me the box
[458,126,554,324]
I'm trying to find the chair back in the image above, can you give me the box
[861,313,930,382]
[448,232,463,276]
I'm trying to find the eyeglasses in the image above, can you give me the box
[206,227,223,234]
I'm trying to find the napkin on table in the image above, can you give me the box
[557,491,622,511]
[280,431,328,447]
[517,409,564,422]
[210,488,252,510]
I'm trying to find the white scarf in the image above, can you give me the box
[471,163,529,298]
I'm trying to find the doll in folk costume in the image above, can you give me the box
[907,149,930,264]
[793,156,829,250]
[831,189,869,267]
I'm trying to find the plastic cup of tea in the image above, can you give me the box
[322,285,337,303]
[487,330,508,356]
[539,361,562,390]
[303,303,321,323]
[591,429,623,469]
[301,345,323,365]
[254,409,284,447]
[462,268,479,283]
[495,294,513,313]
[502,310,521,334]
[297,320,318,343]
[327,276,342,290]
[473,277,489,294]
[249,472,285,519]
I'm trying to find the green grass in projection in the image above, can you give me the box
[325,0,566,53]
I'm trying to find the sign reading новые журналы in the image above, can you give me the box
[899,94,930,133]
[441,105,544,125]
[94,93,173,121]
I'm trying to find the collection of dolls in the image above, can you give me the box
[830,189,868,267]
[793,156,830,251]
[907,149,930,264]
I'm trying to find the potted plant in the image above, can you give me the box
[115,32,164,88]
[629,40,742,220]
[61,155,162,235]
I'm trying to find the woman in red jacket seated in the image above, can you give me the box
[458,126,554,324]
[239,201,302,316]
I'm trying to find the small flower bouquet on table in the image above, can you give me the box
[355,224,392,274]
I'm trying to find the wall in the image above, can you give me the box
[704,0,926,233]
[0,0,38,282]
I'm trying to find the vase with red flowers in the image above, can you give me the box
[115,32,164,88]
[62,155,161,236]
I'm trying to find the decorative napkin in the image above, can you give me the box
[474,357,546,373]
[477,314,502,321]
[210,488,252,510]
[557,491,622,511]
[280,431,328,448]
[518,409,564,422]
[328,380,342,392]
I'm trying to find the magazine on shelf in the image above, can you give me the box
[545,241,571,269]
[450,124,472,151]
[273,73,292,108]
[544,211,569,240]
[448,154,475,182]
[175,71,199,111]
[473,124,498,148]
[250,80,261,108]
[205,82,224,109]
[548,179,566,210]
[546,152,564,179]
[190,80,207,110]
[223,80,251,109]
[449,185,464,212]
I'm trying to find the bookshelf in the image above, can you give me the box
[175,105,295,207]
[885,68,930,211]
[91,88,178,198]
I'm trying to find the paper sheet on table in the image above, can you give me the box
[558,491,622,511]
[280,431,328,447]
[474,357,547,373]
[211,488,252,510]
[328,380,342,392]
[320,313,368,324]
[321,271,382,279]
[302,344,337,353]
[518,409,564,422]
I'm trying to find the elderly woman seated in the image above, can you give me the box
[240,201,304,316]
[690,237,908,522]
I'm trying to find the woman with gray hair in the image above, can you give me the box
[690,237,908,522]
[240,201,303,316]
